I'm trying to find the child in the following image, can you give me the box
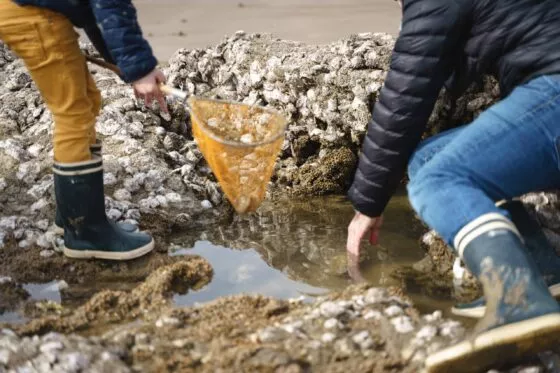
[0,0,167,260]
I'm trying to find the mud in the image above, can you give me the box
[4,256,212,336]
[391,232,481,304]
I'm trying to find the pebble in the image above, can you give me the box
[27,143,44,158]
[39,340,64,353]
[0,276,13,284]
[352,331,374,350]
[59,352,90,372]
[364,288,388,304]
[35,219,49,231]
[439,320,463,339]
[391,316,415,334]
[0,348,10,365]
[321,333,336,343]
[30,198,49,212]
[319,301,346,318]
[57,280,69,291]
[363,310,383,320]
[256,327,287,343]
[39,249,55,258]
[165,192,182,204]
[323,318,340,329]
[423,310,443,323]
[334,338,355,358]
[113,189,132,201]
[384,305,403,317]
[155,316,181,328]
[415,325,438,342]
[103,172,118,186]
[281,321,303,333]
[107,208,123,221]
[201,200,213,209]
[155,126,166,136]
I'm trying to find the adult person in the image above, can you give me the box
[346,0,560,370]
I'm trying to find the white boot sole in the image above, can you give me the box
[63,239,154,261]
[424,313,560,373]
[451,284,560,319]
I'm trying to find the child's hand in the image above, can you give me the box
[132,69,168,113]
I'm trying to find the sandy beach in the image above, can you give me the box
[133,0,401,60]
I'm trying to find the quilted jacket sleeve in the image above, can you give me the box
[90,0,157,83]
[348,0,468,217]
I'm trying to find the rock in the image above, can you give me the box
[39,249,55,258]
[352,331,374,350]
[323,318,341,329]
[201,200,213,209]
[334,338,355,358]
[0,348,10,365]
[415,325,438,342]
[107,208,123,221]
[321,333,336,343]
[57,280,69,291]
[364,288,388,304]
[391,316,415,334]
[256,327,288,343]
[155,316,181,328]
[423,310,443,323]
[58,352,90,372]
[104,172,118,186]
[35,219,49,231]
[114,189,132,202]
[383,305,403,317]
[319,301,346,318]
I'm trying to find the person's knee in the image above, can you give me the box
[407,163,454,219]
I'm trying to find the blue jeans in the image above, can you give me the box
[407,75,560,248]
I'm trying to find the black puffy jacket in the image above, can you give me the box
[348,0,560,217]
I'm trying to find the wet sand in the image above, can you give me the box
[133,0,401,60]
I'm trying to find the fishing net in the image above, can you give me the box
[188,97,287,213]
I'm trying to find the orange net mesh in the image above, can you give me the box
[188,97,287,214]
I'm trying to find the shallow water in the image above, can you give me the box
[170,190,451,308]
[1,281,62,324]
[0,190,460,324]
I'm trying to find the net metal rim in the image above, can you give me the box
[187,96,288,148]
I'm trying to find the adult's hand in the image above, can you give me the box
[132,69,168,113]
[346,212,383,259]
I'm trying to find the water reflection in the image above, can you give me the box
[172,191,428,306]
[0,281,61,324]
[172,243,327,306]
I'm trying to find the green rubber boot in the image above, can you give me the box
[425,213,560,373]
[53,141,137,234]
[54,156,154,261]
[452,201,560,318]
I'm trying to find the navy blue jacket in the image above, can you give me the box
[348,0,560,217]
[12,0,157,83]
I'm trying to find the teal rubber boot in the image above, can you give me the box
[452,201,560,318]
[54,156,154,261]
[425,217,560,373]
[53,141,137,234]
